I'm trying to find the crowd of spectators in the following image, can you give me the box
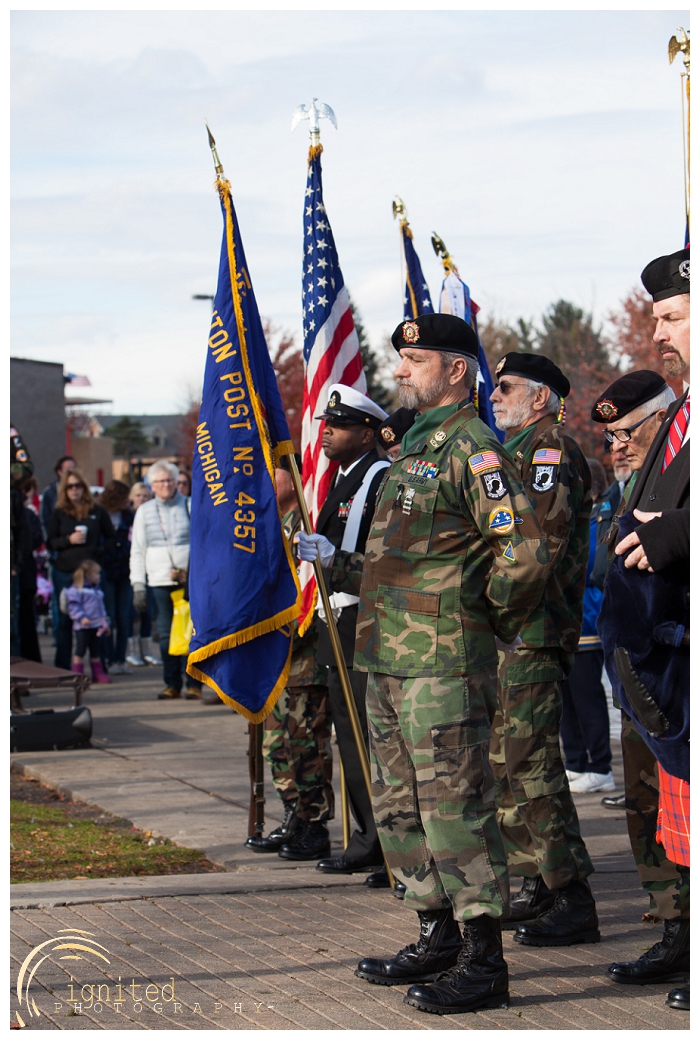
[14,451,197,700]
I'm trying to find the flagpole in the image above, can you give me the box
[668,28,690,238]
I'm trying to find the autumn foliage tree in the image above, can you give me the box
[608,287,682,397]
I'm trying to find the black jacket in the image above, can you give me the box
[628,390,689,581]
[315,448,388,667]
[590,478,625,590]
[47,505,115,574]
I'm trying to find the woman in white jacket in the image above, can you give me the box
[130,461,201,700]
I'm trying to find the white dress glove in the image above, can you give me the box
[295,531,336,566]
[495,635,523,653]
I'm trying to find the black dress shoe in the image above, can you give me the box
[316,854,382,874]
[355,909,462,986]
[404,916,509,1015]
[513,878,600,947]
[364,869,406,898]
[601,793,626,809]
[666,986,690,1010]
[245,805,298,853]
[502,876,556,930]
[608,919,689,985]
[278,821,331,861]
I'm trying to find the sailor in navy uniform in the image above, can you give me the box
[296,384,393,877]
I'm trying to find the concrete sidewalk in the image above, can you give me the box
[10,657,688,1030]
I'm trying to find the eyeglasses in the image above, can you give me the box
[494,380,537,396]
[66,482,85,490]
[152,479,175,485]
[177,478,189,485]
[603,414,653,444]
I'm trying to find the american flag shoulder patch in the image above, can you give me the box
[533,448,562,465]
[468,450,501,474]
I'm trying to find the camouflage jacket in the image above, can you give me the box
[352,403,550,678]
[502,415,591,654]
[283,509,327,687]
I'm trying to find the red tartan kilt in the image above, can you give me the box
[657,763,690,867]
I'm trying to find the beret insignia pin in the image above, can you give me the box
[596,399,618,420]
[402,320,420,344]
[381,427,395,443]
[495,357,507,375]
[679,259,690,280]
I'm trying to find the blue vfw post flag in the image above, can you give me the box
[400,219,434,319]
[186,176,301,722]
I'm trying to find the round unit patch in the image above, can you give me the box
[488,506,515,534]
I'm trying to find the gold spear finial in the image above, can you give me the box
[431,231,458,276]
[205,121,224,178]
[392,197,407,221]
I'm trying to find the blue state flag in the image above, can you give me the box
[186,177,301,722]
[438,270,503,442]
[400,220,434,319]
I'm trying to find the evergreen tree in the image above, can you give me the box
[348,296,393,411]
[104,416,149,457]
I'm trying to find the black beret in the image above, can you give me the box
[378,407,418,448]
[390,313,479,358]
[591,370,669,423]
[641,247,690,302]
[494,352,570,399]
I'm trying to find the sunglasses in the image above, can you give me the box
[66,482,85,490]
[603,414,653,444]
[494,380,536,396]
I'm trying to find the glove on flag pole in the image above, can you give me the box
[186,127,301,722]
[432,232,503,442]
[291,99,367,633]
[392,197,434,318]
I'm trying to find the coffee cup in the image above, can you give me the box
[75,525,88,540]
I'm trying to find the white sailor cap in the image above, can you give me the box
[315,383,389,429]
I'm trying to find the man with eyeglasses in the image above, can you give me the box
[594,250,690,1011]
[487,352,598,948]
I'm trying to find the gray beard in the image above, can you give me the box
[396,371,451,410]
[492,397,536,431]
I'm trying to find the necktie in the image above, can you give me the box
[662,393,690,473]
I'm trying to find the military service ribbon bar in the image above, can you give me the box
[407,460,439,479]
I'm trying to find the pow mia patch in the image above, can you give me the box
[533,464,556,492]
[481,470,508,500]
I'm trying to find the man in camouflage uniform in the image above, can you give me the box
[591,367,689,994]
[350,314,550,1015]
[246,457,334,860]
[487,352,599,947]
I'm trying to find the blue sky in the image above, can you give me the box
[11,8,690,415]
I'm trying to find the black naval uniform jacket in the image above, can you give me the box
[627,389,690,582]
[315,448,387,667]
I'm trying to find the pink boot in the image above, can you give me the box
[71,661,85,674]
[91,659,112,684]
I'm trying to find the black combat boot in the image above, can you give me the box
[404,916,509,1015]
[513,878,600,947]
[355,909,462,986]
[278,820,331,861]
[245,804,298,852]
[666,986,690,1010]
[608,919,690,985]
[502,876,557,930]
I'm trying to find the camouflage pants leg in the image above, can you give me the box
[263,690,296,807]
[621,712,689,919]
[283,684,335,823]
[491,652,594,889]
[367,670,509,921]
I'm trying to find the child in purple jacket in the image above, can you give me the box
[65,560,112,683]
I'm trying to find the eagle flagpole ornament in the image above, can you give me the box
[291,97,338,148]
[668,28,690,242]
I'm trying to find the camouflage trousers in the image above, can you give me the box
[490,649,594,890]
[620,711,689,920]
[263,684,334,823]
[366,670,509,921]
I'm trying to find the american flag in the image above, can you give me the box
[299,146,366,628]
[533,448,563,465]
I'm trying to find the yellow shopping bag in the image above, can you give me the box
[169,588,193,656]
